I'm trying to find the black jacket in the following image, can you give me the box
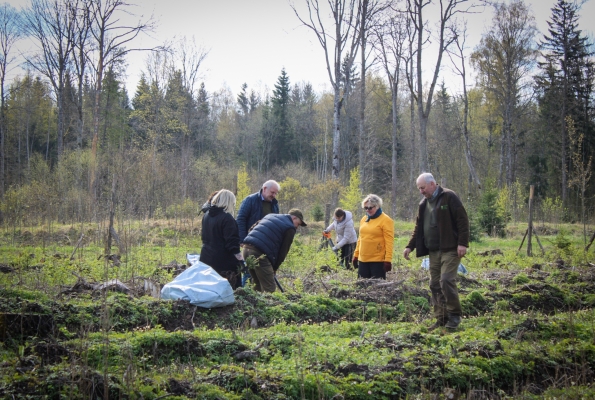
[200,206,241,273]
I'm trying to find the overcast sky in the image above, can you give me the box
[5,0,595,98]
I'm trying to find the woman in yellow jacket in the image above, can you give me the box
[353,194,394,279]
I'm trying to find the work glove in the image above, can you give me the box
[352,257,358,268]
[383,262,392,272]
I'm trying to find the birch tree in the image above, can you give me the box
[291,0,361,181]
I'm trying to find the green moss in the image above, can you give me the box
[513,273,530,285]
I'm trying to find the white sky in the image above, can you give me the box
[5,0,595,98]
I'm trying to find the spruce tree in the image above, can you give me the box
[536,0,595,206]
[271,68,293,165]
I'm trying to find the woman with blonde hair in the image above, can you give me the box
[353,194,394,279]
[200,189,243,289]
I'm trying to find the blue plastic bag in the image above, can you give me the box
[161,254,235,308]
[421,258,468,274]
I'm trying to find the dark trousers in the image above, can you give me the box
[358,261,386,280]
[339,242,356,269]
[217,269,241,290]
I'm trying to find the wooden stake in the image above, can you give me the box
[586,230,595,252]
[518,228,528,252]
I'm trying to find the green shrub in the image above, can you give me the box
[513,274,530,285]
[311,204,324,222]
[466,206,483,243]
[478,188,509,237]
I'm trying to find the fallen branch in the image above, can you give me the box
[69,233,85,260]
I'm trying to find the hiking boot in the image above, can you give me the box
[445,314,461,329]
[428,319,448,331]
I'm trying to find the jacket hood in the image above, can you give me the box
[338,211,353,225]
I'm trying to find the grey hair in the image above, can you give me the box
[417,172,436,184]
[361,194,383,208]
[262,180,280,191]
[211,189,237,216]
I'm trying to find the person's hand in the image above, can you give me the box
[383,262,392,272]
[332,246,337,251]
[323,230,329,234]
[239,260,248,273]
[403,248,412,260]
[457,245,467,258]
[352,257,358,268]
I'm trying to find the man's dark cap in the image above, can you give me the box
[288,209,307,226]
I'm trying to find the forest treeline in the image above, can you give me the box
[0,0,593,230]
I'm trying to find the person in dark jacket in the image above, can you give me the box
[403,173,469,330]
[241,209,307,292]
[198,190,219,216]
[200,189,244,290]
[236,180,280,286]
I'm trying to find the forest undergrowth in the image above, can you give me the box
[1,220,595,399]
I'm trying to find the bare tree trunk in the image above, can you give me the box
[291,0,361,185]
[391,87,399,218]
[498,132,505,188]
[448,26,481,190]
[407,0,468,173]
[87,0,156,205]
[372,8,407,218]
[333,89,342,180]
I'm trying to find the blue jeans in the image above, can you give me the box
[241,271,251,287]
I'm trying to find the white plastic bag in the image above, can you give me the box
[161,254,235,308]
[421,258,468,274]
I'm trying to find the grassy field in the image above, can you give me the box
[1,219,594,399]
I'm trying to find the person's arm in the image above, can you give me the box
[334,219,352,249]
[236,198,251,242]
[222,215,241,255]
[452,196,470,248]
[274,228,296,271]
[324,221,336,233]
[449,194,469,257]
[404,211,421,260]
[383,216,395,263]
[353,218,362,259]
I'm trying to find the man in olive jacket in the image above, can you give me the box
[403,173,469,330]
